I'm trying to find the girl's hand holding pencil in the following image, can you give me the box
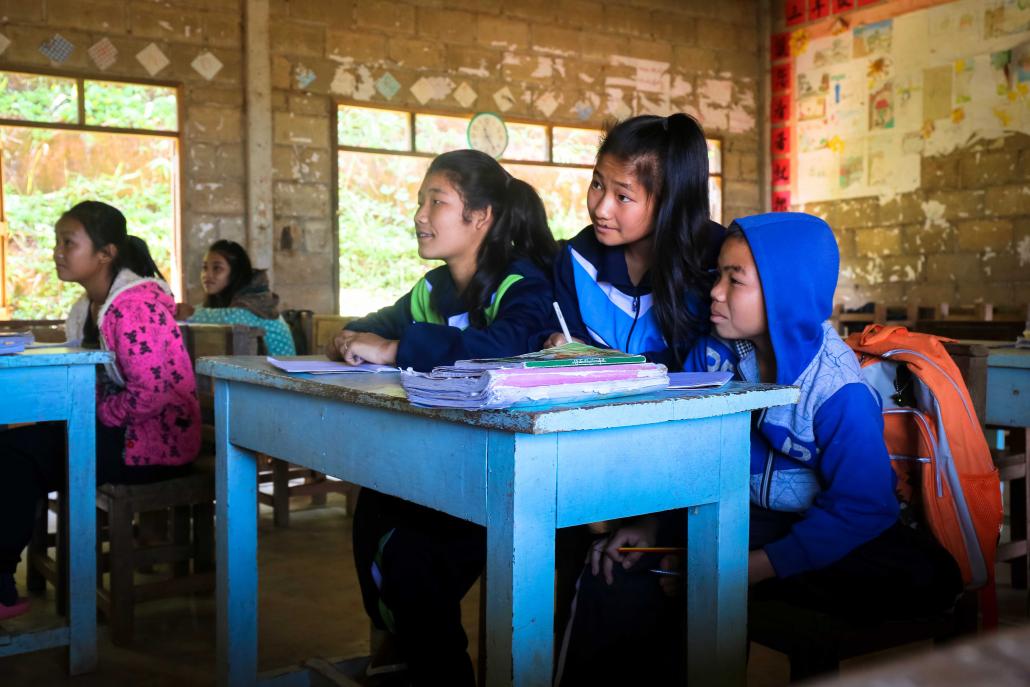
[543,302,584,349]
[590,516,660,585]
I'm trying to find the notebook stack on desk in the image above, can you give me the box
[400,342,670,409]
[0,331,33,355]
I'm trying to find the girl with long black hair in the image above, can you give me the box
[327,149,557,686]
[542,113,725,370]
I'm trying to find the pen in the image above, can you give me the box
[553,301,573,344]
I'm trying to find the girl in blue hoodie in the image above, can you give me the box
[557,213,962,685]
[331,149,557,687]
[541,113,725,369]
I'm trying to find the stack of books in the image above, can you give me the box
[0,331,33,355]
[400,342,670,409]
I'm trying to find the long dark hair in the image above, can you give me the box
[60,201,165,281]
[202,239,254,308]
[426,149,558,328]
[597,114,714,367]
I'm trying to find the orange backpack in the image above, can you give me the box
[845,325,1003,594]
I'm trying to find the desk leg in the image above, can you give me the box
[485,432,558,687]
[686,413,750,687]
[66,365,97,675]
[214,379,259,687]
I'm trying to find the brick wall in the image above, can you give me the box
[0,0,245,303]
[269,0,764,311]
[804,135,1030,308]
[1,0,765,313]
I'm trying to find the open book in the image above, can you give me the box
[446,341,645,370]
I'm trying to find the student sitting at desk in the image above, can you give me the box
[326,149,557,686]
[0,201,200,620]
[556,213,964,685]
[176,239,296,355]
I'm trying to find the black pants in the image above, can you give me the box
[353,488,486,687]
[0,421,191,575]
[555,507,963,686]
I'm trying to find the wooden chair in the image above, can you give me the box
[257,313,359,526]
[27,323,261,644]
[914,303,1028,342]
[749,341,991,681]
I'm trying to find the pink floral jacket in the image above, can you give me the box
[66,269,200,467]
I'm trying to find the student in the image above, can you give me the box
[541,113,725,369]
[327,149,557,686]
[556,213,963,685]
[176,239,296,355]
[0,201,201,620]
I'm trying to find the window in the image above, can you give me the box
[0,70,180,319]
[336,104,722,314]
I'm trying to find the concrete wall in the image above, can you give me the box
[2,0,765,312]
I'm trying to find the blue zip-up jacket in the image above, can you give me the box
[346,257,554,372]
[546,223,723,368]
[682,213,898,578]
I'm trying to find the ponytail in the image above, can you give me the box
[426,150,558,328]
[120,235,166,281]
[597,113,717,368]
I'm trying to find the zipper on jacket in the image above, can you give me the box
[625,294,641,352]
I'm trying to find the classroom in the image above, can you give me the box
[0,0,1028,685]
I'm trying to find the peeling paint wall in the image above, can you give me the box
[270,0,764,312]
[772,0,1030,308]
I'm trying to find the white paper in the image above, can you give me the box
[89,38,118,70]
[266,356,398,374]
[666,371,733,389]
[191,51,224,81]
[0,33,12,57]
[136,43,170,76]
[493,86,515,112]
[453,82,477,108]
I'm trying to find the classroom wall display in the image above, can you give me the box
[782,0,1030,205]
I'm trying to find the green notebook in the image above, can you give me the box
[455,341,646,370]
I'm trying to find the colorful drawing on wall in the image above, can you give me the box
[1012,43,1030,86]
[772,158,791,186]
[294,65,316,90]
[88,38,117,70]
[787,0,807,26]
[985,0,1030,39]
[375,72,401,100]
[869,83,894,129]
[853,19,892,58]
[952,57,975,106]
[798,95,828,121]
[809,0,831,22]
[839,152,864,189]
[798,120,829,152]
[797,70,830,98]
[771,94,791,123]
[772,126,792,155]
[922,64,953,121]
[772,32,792,62]
[39,34,74,64]
[772,63,792,93]
[808,34,853,69]
[893,71,923,130]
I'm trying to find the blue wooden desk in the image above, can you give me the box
[197,356,799,687]
[982,346,1030,429]
[0,347,111,674]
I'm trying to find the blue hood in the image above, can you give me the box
[733,212,839,386]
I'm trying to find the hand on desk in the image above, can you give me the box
[327,329,399,366]
[543,332,584,349]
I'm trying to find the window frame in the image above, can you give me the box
[332,101,724,313]
[0,67,185,314]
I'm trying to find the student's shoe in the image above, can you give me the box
[0,597,30,621]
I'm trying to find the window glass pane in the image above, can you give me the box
[338,105,410,151]
[707,138,722,175]
[507,163,592,240]
[709,175,723,225]
[414,114,469,154]
[552,127,600,165]
[503,122,547,162]
[338,151,430,315]
[84,81,177,131]
[1,126,177,318]
[0,71,78,124]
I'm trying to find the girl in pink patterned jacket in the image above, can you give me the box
[0,201,200,620]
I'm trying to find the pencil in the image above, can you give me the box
[617,547,685,554]
[553,301,573,344]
